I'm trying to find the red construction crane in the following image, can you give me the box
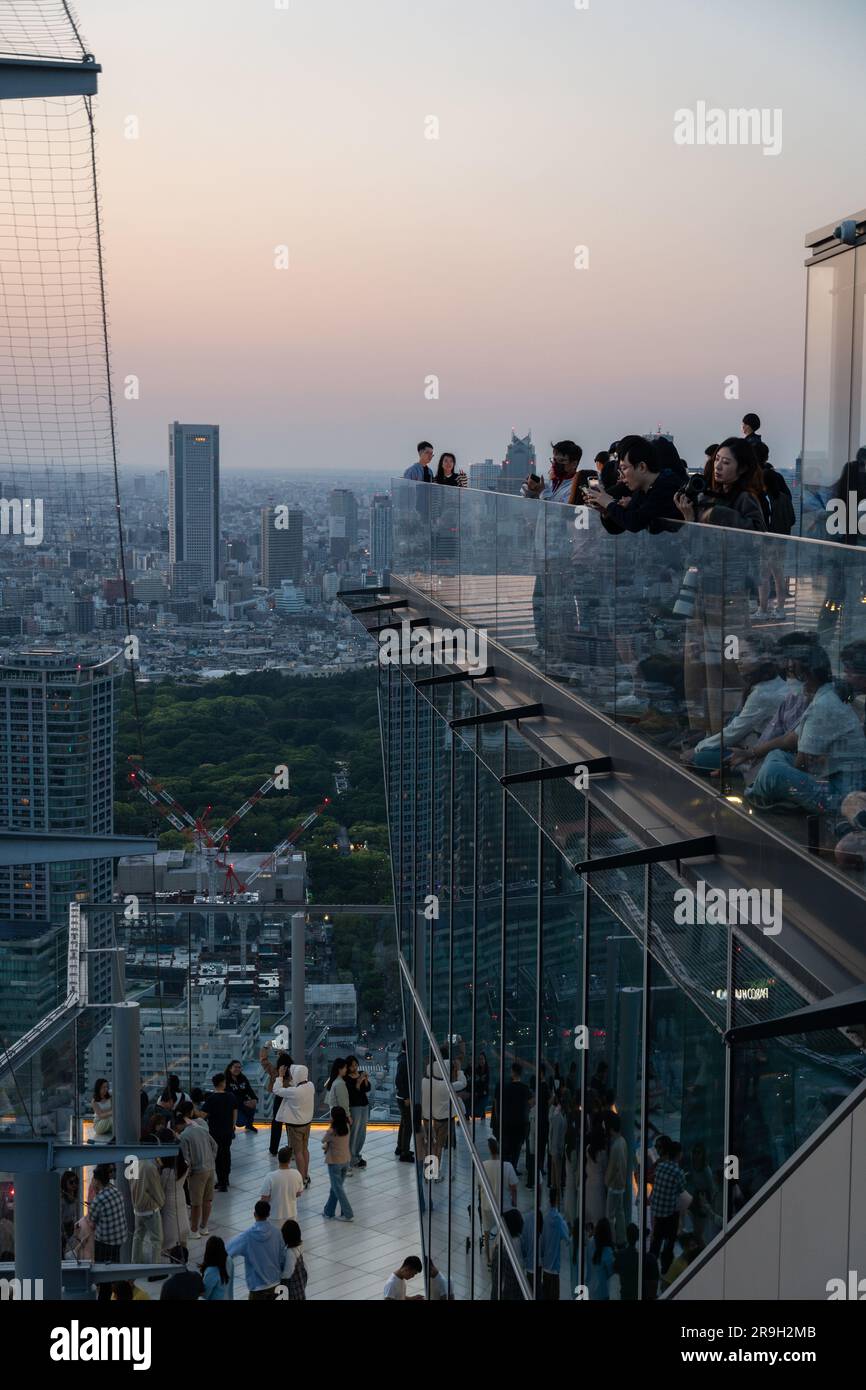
[218,795,333,896]
[210,772,280,848]
[126,757,286,898]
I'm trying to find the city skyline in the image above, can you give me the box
[77,0,866,477]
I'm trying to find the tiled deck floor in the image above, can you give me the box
[189,1117,571,1300]
[200,1122,424,1301]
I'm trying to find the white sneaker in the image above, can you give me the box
[199,1226,209,1235]
[189,1230,201,1240]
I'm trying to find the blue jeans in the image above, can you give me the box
[323,1164,353,1218]
[748,748,857,814]
[692,745,730,770]
[350,1107,368,1162]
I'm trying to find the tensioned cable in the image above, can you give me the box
[80,88,172,1089]
[0,0,171,1098]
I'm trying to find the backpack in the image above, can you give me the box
[282,1252,307,1300]
[763,466,795,535]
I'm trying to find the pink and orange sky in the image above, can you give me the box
[81,0,866,474]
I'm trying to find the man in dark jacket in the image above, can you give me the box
[588,436,682,534]
[394,1040,413,1161]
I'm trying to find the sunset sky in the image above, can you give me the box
[79,0,866,475]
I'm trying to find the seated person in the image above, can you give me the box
[746,647,866,814]
[683,639,787,770]
[834,790,866,870]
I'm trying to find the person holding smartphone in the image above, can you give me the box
[346,1055,371,1169]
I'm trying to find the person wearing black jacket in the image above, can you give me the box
[201,1073,237,1191]
[674,438,767,532]
[587,436,682,534]
[224,1060,258,1134]
[394,1040,413,1161]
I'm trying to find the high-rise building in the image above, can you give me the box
[0,648,120,1024]
[469,458,500,490]
[261,505,303,588]
[500,430,536,493]
[168,422,220,591]
[370,493,392,573]
[329,488,358,560]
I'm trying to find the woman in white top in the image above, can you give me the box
[92,1078,113,1138]
[584,1121,608,1227]
[159,1151,190,1256]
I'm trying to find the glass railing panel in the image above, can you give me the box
[539,498,618,702]
[456,487,498,635]
[494,490,539,657]
[429,481,461,612]
[392,478,432,595]
[392,483,866,895]
[0,1012,82,1141]
[585,804,646,930]
[728,934,866,1214]
[540,775,586,867]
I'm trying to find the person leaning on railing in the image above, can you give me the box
[585,436,682,534]
[673,438,767,531]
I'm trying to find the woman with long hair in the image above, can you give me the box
[324,1058,351,1124]
[434,451,465,485]
[159,1148,190,1262]
[92,1078,113,1139]
[676,438,766,737]
[675,437,767,531]
[201,1234,234,1300]
[260,1047,293,1156]
[587,1217,615,1300]
[224,1059,258,1134]
[321,1106,354,1222]
[584,1119,608,1228]
[280,1218,308,1299]
[345,1055,371,1169]
[60,1170,80,1254]
[471,1051,490,1120]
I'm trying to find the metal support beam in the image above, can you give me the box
[0,1140,177,1172]
[368,617,429,636]
[450,702,543,729]
[338,587,390,597]
[725,983,866,1046]
[292,912,306,1063]
[573,834,716,875]
[0,831,156,866]
[501,756,612,786]
[414,667,494,687]
[113,1000,141,1257]
[352,599,408,615]
[14,1171,61,1300]
[0,56,101,100]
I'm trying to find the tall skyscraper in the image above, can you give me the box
[500,430,536,493]
[261,505,303,588]
[168,422,220,591]
[328,488,358,561]
[469,458,501,490]
[0,648,120,1026]
[370,493,392,573]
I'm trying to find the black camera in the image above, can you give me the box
[680,474,715,508]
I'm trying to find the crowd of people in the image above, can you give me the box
[67,1058,430,1301]
[404,418,866,869]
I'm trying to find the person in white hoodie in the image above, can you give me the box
[272,1064,316,1188]
[420,1052,466,1181]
